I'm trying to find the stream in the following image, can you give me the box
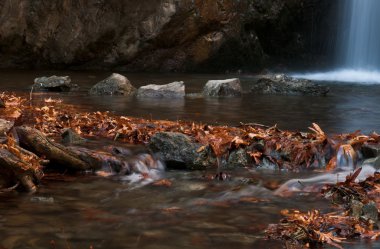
[0,70,379,249]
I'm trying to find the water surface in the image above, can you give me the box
[0,70,379,249]
[1,69,380,134]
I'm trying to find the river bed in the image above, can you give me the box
[0,70,379,248]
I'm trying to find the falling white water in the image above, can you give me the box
[294,0,380,84]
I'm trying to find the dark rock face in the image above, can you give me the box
[0,0,335,72]
[203,78,242,97]
[251,74,329,96]
[33,76,78,92]
[89,73,136,96]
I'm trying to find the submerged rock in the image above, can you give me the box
[33,76,78,92]
[148,132,214,170]
[89,73,136,96]
[137,81,185,98]
[203,78,242,97]
[251,74,329,96]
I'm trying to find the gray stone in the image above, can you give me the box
[137,81,185,98]
[362,202,379,222]
[61,128,86,145]
[350,200,378,222]
[251,74,329,96]
[89,73,136,96]
[350,199,364,218]
[362,143,380,158]
[227,148,252,168]
[33,76,78,92]
[203,78,242,97]
[148,132,214,170]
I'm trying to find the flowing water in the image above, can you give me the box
[295,0,380,84]
[0,70,379,248]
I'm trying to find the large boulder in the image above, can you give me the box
[89,73,136,96]
[203,78,242,97]
[148,132,214,170]
[251,74,329,96]
[137,81,185,98]
[33,76,78,92]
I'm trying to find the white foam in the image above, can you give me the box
[292,69,380,84]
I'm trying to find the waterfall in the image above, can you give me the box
[294,0,380,84]
[338,0,380,69]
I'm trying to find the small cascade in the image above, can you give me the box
[336,144,356,170]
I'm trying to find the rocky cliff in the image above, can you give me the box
[0,0,335,72]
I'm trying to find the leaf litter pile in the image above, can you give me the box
[267,168,380,248]
[1,93,380,247]
[3,92,378,171]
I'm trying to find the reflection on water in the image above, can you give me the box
[0,70,379,248]
[293,69,380,84]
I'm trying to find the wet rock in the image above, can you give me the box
[251,74,329,96]
[61,128,85,145]
[148,132,214,170]
[89,73,136,96]
[362,143,380,158]
[30,196,55,203]
[203,78,242,97]
[362,157,380,169]
[350,200,364,218]
[256,158,279,171]
[350,200,378,222]
[227,148,252,168]
[33,76,78,92]
[362,202,378,222]
[137,81,185,98]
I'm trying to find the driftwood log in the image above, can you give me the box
[15,126,101,171]
[0,148,43,192]
[15,126,162,175]
[0,126,163,193]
